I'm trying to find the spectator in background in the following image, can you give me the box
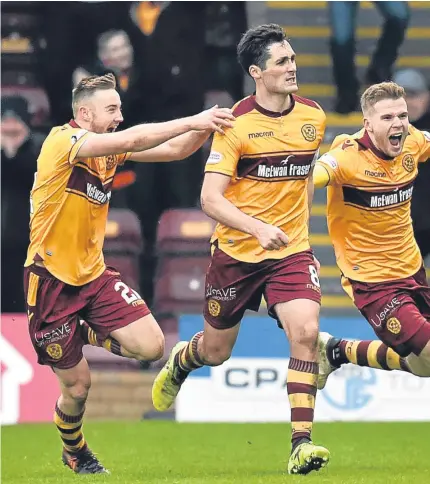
[72,29,134,95]
[393,69,430,260]
[1,96,44,312]
[329,1,410,114]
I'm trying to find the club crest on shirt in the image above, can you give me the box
[402,154,414,173]
[106,155,117,170]
[301,124,317,142]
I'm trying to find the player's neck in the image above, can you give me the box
[73,117,92,132]
[254,91,292,115]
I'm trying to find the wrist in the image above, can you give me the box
[248,219,266,237]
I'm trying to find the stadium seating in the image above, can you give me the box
[104,208,143,293]
[156,208,215,256]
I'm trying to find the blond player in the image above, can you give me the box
[312,82,430,392]
[24,73,234,474]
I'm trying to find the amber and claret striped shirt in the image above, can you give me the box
[205,94,326,263]
[25,120,131,285]
[317,126,430,282]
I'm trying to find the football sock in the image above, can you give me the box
[54,402,87,454]
[287,358,318,450]
[80,322,123,357]
[336,339,409,371]
[173,331,205,381]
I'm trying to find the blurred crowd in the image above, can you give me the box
[1,1,247,312]
[1,1,429,315]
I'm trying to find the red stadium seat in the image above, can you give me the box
[104,208,143,292]
[154,256,209,316]
[156,208,215,255]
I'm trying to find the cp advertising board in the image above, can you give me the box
[176,315,430,422]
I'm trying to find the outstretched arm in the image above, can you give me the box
[129,129,212,163]
[76,106,234,158]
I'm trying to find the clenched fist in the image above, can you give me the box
[252,222,289,251]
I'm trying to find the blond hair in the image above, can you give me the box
[360,81,405,114]
[72,73,116,116]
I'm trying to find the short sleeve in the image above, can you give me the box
[316,150,351,186]
[204,128,242,177]
[68,129,94,165]
[417,130,430,163]
[117,152,133,166]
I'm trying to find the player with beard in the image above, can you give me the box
[24,73,235,474]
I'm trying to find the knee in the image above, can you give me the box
[133,332,165,362]
[65,380,91,404]
[202,345,232,367]
[289,321,319,349]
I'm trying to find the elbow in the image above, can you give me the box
[200,191,216,216]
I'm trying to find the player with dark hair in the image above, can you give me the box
[24,73,234,474]
[152,24,330,475]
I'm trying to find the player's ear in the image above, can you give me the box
[363,117,372,132]
[81,106,91,122]
[249,64,261,80]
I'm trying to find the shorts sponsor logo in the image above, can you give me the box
[319,153,338,170]
[402,154,415,173]
[34,323,71,347]
[370,297,401,328]
[248,131,274,139]
[87,183,111,204]
[206,285,236,301]
[208,299,221,317]
[301,124,317,142]
[365,170,386,178]
[206,151,223,165]
[387,317,402,335]
[46,343,63,360]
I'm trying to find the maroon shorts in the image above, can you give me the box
[24,265,151,369]
[203,248,321,329]
[347,266,430,356]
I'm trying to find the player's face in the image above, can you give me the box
[87,89,124,134]
[257,41,298,96]
[364,98,409,158]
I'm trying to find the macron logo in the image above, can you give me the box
[248,131,274,139]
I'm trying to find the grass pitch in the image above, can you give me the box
[2,421,430,483]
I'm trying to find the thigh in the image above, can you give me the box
[201,317,241,357]
[203,247,264,330]
[24,267,85,370]
[274,298,320,342]
[264,250,321,323]
[82,267,151,341]
[110,312,164,355]
[360,292,430,356]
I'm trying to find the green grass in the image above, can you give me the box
[2,421,430,483]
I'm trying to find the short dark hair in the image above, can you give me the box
[72,73,116,116]
[237,24,288,76]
